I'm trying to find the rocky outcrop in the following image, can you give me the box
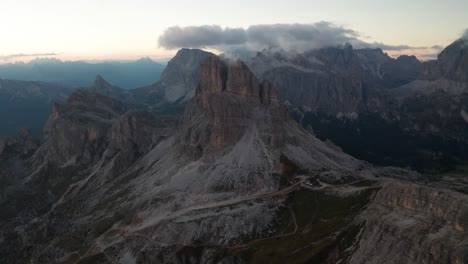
[38,90,128,166]
[132,49,216,111]
[430,38,468,82]
[90,75,134,104]
[104,110,173,175]
[351,183,468,264]
[180,57,286,149]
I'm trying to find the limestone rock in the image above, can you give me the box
[132,49,216,109]
[436,38,468,82]
[38,90,128,166]
[351,182,468,264]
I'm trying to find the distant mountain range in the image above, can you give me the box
[0,57,165,89]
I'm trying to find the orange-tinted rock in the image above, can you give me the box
[181,56,288,148]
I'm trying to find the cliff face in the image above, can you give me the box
[247,41,468,169]
[263,67,388,115]
[351,183,468,264]
[181,57,285,149]
[0,129,38,205]
[132,49,216,111]
[434,39,468,82]
[38,90,128,166]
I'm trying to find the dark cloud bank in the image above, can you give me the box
[158,22,440,55]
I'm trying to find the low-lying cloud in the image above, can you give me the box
[158,22,434,55]
[0,53,57,62]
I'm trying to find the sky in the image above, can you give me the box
[0,0,467,62]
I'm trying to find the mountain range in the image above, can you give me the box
[247,39,468,170]
[0,57,165,89]
[0,57,166,136]
[1,38,468,263]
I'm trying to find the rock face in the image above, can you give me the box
[132,49,215,112]
[0,90,172,233]
[38,89,128,166]
[248,41,468,169]
[263,67,388,115]
[180,57,286,149]
[0,129,40,225]
[351,182,468,264]
[179,56,358,172]
[159,49,216,103]
[425,38,468,82]
[104,109,173,175]
[90,75,134,104]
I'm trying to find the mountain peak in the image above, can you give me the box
[135,57,154,63]
[396,55,420,65]
[435,38,468,81]
[93,75,116,91]
[180,56,286,148]
[139,48,216,104]
[175,48,212,58]
[94,74,107,83]
[195,56,279,109]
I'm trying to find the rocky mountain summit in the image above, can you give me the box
[132,49,215,113]
[422,38,468,82]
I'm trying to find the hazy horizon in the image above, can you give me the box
[1,0,467,62]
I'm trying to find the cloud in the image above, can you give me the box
[159,25,247,49]
[0,53,57,61]
[363,42,426,51]
[159,22,360,52]
[431,45,444,50]
[158,22,432,54]
[463,28,468,40]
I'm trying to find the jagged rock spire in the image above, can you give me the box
[195,56,280,110]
